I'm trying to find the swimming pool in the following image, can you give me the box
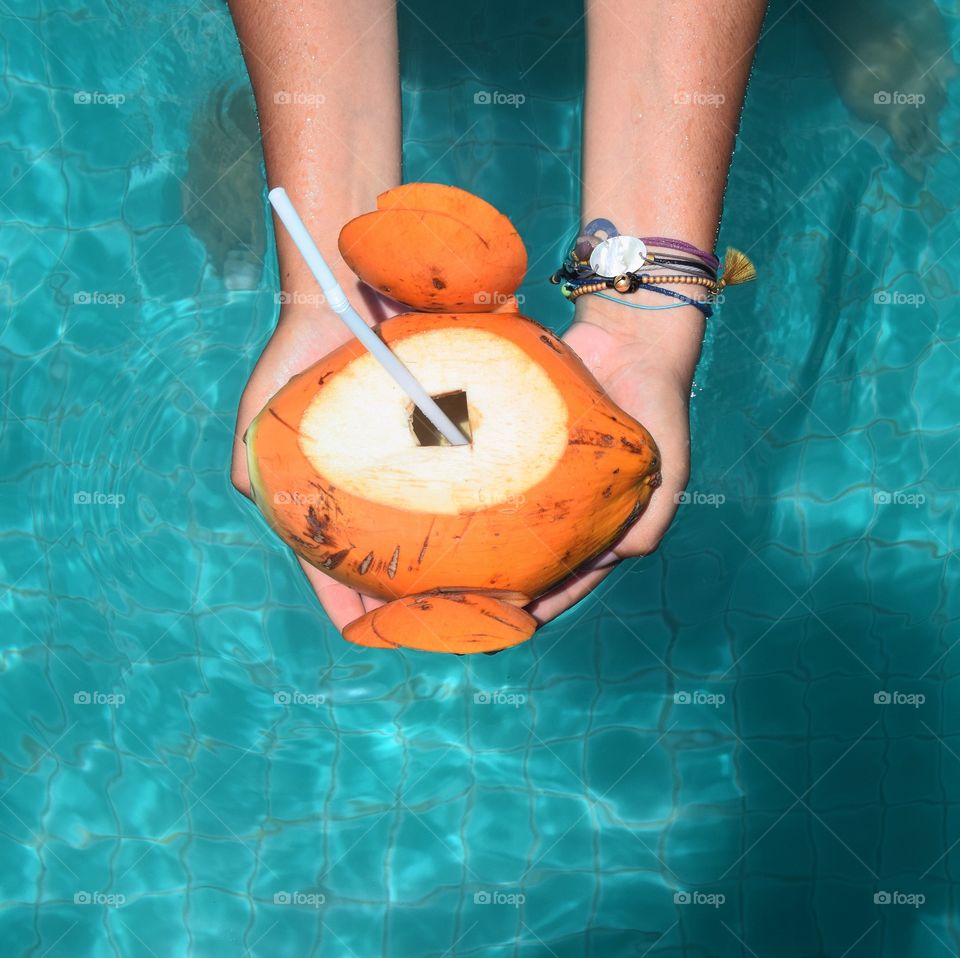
[1,0,959,954]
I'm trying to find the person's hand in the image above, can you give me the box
[231,289,400,631]
[234,287,702,636]
[524,293,704,624]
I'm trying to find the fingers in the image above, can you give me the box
[231,389,265,498]
[297,557,368,633]
[612,380,692,558]
[625,438,690,558]
[360,594,387,614]
[524,565,614,625]
[297,558,389,634]
[231,325,303,498]
[629,486,682,554]
[583,548,622,570]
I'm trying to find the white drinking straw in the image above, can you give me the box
[268,187,470,446]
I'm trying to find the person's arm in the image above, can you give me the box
[228,0,400,629]
[579,0,766,367]
[529,0,767,621]
[227,0,401,303]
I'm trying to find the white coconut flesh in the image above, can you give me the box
[298,327,570,515]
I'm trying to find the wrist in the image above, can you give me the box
[572,289,705,383]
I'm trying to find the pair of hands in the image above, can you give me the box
[231,291,697,632]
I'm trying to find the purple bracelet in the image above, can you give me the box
[580,218,720,272]
[638,236,720,273]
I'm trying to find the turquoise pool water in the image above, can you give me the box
[2,0,959,955]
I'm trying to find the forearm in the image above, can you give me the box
[227,0,401,300]
[578,0,766,372]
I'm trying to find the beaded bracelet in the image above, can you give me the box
[560,276,715,318]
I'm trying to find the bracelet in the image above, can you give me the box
[551,218,756,316]
[561,276,714,318]
[592,293,698,311]
[642,254,719,278]
[637,236,720,273]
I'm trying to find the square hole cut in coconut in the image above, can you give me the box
[410,390,472,447]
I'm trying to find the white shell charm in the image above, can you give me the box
[589,235,648,277]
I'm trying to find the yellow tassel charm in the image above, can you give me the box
[717,248,756,289]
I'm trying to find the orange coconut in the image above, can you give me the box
[247,184,661,653]
[246,312,660,653]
